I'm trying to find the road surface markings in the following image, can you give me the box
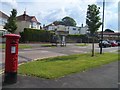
[0,69,4,74]
[40,51,49,53]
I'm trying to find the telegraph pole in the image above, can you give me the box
[100,0,105,54]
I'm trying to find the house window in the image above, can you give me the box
[31,22,37,28]
[0,18,2,25]
[73,28,76,30]
[0,18,7,26]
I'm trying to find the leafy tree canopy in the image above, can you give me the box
[53,21,64,26]
[4,9,17,33]
[104,29,114,33]
[53,16,77,26]
[62,16,77,26]
[86,4,102,35]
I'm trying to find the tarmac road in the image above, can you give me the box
[0,43,119,69]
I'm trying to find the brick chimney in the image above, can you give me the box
[23,11,26,21]
[81,24,83,27]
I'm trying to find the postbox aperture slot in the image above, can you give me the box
[11,42,17,44]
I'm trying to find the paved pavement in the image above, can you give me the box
[2,61,119,88]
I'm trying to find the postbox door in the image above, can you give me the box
[10,44,18,72]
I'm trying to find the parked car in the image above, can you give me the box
[117,42,120,46]
[116,40,120,46]
[99,40,111,48]
[109,41,118,47]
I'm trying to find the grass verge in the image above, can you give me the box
[18,53,118,79]
[19,44,32,49]
[76,43,89,46]
[0,44,32,49]
[41,44,57,47]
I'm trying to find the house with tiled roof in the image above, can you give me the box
[0,11,10,42]
[15,11,41,34]
[44,23,87,35]
[0,11,9,29]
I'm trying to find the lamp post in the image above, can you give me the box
[100,0,105,54]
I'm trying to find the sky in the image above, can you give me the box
[0,0,119,32]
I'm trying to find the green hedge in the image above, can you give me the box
[20,28,54,42]
[66,34,87,43]
[19,29,99,43]
[66,34,98,43]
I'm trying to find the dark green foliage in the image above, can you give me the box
[53,16,77,26]
[53,21,64,25]
[66,34,88,43]
[66,34,98,43]
[67,34,86,38]
[104,29,114,33]
[4,9,17,33]
[62,16,77,26]
[20,28,54,42]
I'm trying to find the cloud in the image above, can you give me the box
[1,0,17,9]
[97,0,118,32]
[105,11,118,31]
[0,0,118,32]
[32,0,97,26]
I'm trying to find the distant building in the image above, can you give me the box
[79,24,88,34]
[97,32,120,40]
[44,23,88,35]
[0,11,9,29]
[16,11,41,34]
[65,26,80,35]
[0,11,10,42]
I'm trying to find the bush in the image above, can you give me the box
[20,28,54,43]
[66,34,87,43]
[66,34,99,43]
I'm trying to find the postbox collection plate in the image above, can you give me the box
[11,46,16,54]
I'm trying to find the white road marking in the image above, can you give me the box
[40,51,49,53]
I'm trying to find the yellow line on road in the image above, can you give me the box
[0,69,4,74]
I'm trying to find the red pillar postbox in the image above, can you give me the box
[4,34,20,84]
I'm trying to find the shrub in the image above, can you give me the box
[20,28,54,43]
[66,34,99,43]
[66,34,87,43]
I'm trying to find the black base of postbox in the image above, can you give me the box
[4,72,17,84]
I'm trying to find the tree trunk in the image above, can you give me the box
[92,36,95,57]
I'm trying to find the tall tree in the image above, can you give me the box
[62,16,77,26]
[86,4,102,56]
[4,9,17,33]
